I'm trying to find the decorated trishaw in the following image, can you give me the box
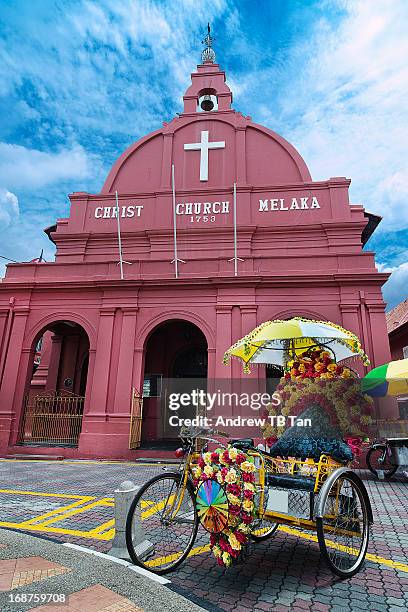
[126,318,375,578]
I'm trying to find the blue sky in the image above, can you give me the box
[0,0,407,309]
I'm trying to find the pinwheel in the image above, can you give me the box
[196,480,229,533]
[223,317,369,372]
[362,358,408,397]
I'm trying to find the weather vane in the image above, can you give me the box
[201,23,216,64]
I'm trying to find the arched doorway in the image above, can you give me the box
[141,320,208,448]
[18,320,90,447]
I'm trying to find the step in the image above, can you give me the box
[135,457,179,464]
[4,454,64,461]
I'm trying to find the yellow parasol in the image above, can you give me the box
[223,317,369,373]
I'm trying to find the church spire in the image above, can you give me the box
[201,23,216,64]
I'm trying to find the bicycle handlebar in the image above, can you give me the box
[179,426,230,440]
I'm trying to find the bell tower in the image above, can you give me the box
[182,24,233,115]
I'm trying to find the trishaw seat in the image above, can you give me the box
[268,436,353,463]
[266,472,315,492]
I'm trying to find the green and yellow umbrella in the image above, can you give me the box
[223,317,369,372]
[362,358,408,397]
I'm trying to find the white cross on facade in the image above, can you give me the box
[184,130,225,181]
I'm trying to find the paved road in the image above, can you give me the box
[1,459,408,611]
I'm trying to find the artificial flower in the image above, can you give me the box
[227,493,240,506]
[204,465,214,478]
[243,482,255,491]
[240,461,255,473]
[234,530,247,544]
[225,468,238,483]
[227,483,241,495]
[228,447,238,460]
[203,452,212,465]
[212,544,222,558]
[222,552,232,566]
[228,532,241,551]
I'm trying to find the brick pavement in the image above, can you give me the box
[0,459,407,611]
[31,584,144,612]
[0,556,71,591]
[0,529,203,612]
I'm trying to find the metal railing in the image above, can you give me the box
[376,419,408,438]
[129,387,143,449]
[19,391,84,446]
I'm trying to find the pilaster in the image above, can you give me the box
[112,308,138,413]
[88,308,116,414]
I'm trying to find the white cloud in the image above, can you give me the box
[280,0,408,230]
[0,188,19,226]
[378,261,408,310]
[0,143,94,189]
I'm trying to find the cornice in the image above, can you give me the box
[0,271,391,293]
[67,178,350,202]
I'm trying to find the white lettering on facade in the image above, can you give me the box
[176,201,230,216]
[94,204,144,219]
[258,196,321,212]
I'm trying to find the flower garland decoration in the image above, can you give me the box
[192,445,256,568]
[262,346,374,442]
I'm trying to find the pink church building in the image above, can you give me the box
[0,39,391,459]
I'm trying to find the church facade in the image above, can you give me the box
[0,43,391,459]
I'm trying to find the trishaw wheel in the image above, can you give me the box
[317,473,369,578]
[250,519,279,542]
[126,472,198,574]
[366,447,398,479]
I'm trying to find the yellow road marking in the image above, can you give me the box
[88,519,115,536]
[1,487,407,573]
[22,498,95,526]
[0,489,114,540]
[0,488,94,499]
[36,498,113,528]
[0,520,114,540]
[145,525,408,574]
[146,543,211,568]
[142,495,176,520]
[278,525,408,573]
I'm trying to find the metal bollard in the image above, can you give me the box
[109,480,139,559]
[109,480,155,561]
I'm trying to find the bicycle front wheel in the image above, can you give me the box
[126,472,199,574]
